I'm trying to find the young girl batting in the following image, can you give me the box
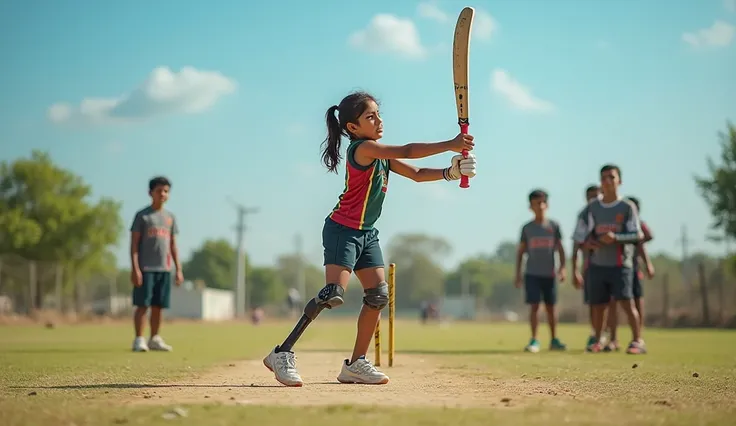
[263,91,478,387]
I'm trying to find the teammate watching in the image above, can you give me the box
[515,189,567,353]
[262,91,478,387]
[129,176,183,352]
[572,184,600,348]
[572,164,646,354]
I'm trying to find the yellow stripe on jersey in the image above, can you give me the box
[358,166,376,230]
[330,168,351,220]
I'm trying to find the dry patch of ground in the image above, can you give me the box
[123,350,572,409]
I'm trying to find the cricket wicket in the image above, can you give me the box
[374,263,395,367]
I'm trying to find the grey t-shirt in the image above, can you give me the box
[130,206,179,272]
[572,198,641,269]
[520,219,562,278]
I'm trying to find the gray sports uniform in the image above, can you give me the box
[572,198,642,304]
[130,206,179,272]
[520,220,562,278]
[520,220,562,305]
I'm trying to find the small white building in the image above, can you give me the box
[169,281,234,321]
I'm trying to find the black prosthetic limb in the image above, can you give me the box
[277,283,345,353]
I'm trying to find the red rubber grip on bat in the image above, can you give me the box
[459,123,470,188]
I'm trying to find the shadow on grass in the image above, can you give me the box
[11,380,347,391]
[298,348,552,356]
[10,383,290,390]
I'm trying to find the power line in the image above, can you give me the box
[228,198,259,318]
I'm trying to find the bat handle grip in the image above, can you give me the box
[459,123,470,189]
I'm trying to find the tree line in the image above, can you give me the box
[1,122,735,323]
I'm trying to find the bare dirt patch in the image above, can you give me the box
[123,350,563,409]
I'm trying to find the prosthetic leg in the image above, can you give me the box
[277,283,345,353]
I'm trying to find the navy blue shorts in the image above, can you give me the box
[524,274,557,305]
[587,265,634,305]
[583,268,591,305]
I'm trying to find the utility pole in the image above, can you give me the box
[295,234,306,303]
[230,199,259,318]
[676,224,691,291]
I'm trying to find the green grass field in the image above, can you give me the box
[1,319,734,425]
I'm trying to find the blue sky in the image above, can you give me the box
[1,0,735,270]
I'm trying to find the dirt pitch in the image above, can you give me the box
[124,350,572,409]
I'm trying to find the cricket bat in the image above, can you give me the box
[452,7,474,189]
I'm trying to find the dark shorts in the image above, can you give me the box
[132,271,172,309]
[322,218,385,271]
[524,274,557,305]
[587,265,634,305]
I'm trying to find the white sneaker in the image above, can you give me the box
[263,346,303,387]
[148,335,173,351]
[132,336,149,352]
[337,356,389,385]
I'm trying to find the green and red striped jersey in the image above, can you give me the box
[328,139,390,230]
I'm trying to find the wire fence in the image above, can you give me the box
[0,254,133,321]
[1,252,734,328]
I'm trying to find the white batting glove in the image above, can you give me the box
[444,153,477,181]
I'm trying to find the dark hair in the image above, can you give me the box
[149,176,171,192]
[600,164,621,179]
[627,196,640,211]
[585,184,599,194]
[321,91,378,173]
[528,189,548,203]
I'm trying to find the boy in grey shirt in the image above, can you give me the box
[572,164,646,355]
[515,189,567,353]
[130,176,183,352]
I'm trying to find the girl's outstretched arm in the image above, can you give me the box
[389,155,477,183]
[389,159,447,182]
[355,134,473,163]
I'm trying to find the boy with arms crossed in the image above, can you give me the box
[130,176,184,352]
[515,189,567,353]
[572,165,646,354]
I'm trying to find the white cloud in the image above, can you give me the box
[348,14,427,59]
[416,4,497,42]
[725,0,736,13]
[472,10,497,41]
[682,20,735,49]
[48,66,237,126]
[491,69,554,112]
[417,2,450,24]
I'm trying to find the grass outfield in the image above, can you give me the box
[1,319,734,425]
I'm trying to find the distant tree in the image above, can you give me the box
[248,266,286,308]
[695,122,736,241]
[182,239,238,290]
[387,233,451,307]
[0,150,122,307]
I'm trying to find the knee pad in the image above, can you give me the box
[304,283,345,319]
[363,281,389,310]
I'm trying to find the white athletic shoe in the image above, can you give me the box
[337,356,390,385]
[132,336,149,352]
[148,335,173,351]
[263,346,304,387]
